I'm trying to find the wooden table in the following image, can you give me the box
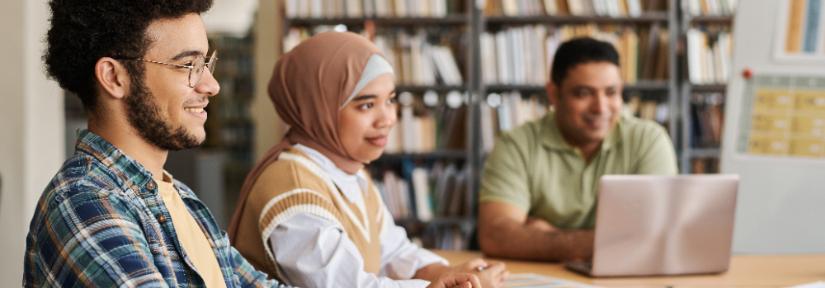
[436,250,825,287]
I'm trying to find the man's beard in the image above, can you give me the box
[125,78,202,151]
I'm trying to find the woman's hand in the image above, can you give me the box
[453,258,509,288]
[426,272,481,288]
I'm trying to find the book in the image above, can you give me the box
[691,157,720,173]
[411,167,433,221]
[383,90,467,154]
[689,92,725,148]
[346,0,363,17]
[374,162,471,222]
[686,27,732,84]
[376,170,412,219]
[684,0,737,16]
[480,92,548,152]
[625,94,670,126]
[543,0,558,15]
[378,31,463,86]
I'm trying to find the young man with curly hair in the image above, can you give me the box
[22,0,287,286]
[23,1,483,287]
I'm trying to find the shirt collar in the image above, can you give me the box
[293,144,369,201]
[74,129,199,199]
[541,110,623,154]
[75,129,157,196]
[156,170,200,201]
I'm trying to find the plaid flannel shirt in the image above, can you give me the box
[24,130,285,287]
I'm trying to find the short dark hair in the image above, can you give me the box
[44,0,213,111]
[550,37,620,86]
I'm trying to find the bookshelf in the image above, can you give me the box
[678,0,735,173]
[272,0,737,249]
[286,15,468,26]
[371,150,467,163]
[485,13,669,25]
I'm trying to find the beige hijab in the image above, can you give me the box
[228,31,390,240]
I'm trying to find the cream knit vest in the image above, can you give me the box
[232,148,385,282]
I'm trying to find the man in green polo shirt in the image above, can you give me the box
[477,37,678,262]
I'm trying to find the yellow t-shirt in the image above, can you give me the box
[157,175,227,288]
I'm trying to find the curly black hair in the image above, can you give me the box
[44,0,213,111]
[550,37,620,86]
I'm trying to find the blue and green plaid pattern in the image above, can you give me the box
[24,130,284,287]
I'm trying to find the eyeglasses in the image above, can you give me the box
[119,51,218,88]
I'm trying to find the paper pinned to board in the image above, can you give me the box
[504,273,598,288]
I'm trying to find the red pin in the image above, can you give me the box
[742,68,753,79]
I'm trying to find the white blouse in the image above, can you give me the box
[268,144,448,287]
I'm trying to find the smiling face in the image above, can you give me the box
[549,61,623,147]
[337,74,397,163]
[126,13,220,150]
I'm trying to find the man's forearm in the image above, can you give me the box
[481,222,594,262]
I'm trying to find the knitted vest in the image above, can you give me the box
[232,148,385,282]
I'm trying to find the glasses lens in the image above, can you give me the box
[206,52,218,74]
[188,52,217,87]
[189,57,206,87]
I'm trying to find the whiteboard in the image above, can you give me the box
[722,0,825,253]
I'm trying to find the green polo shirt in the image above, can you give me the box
[480,111,678,229]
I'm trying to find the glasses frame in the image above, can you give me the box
[117,51,218,88]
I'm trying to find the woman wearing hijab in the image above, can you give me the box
[228,32,508,287]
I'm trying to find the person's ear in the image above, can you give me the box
[94,57,131,100]
[546,81,559,108]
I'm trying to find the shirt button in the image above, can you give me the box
[158,214,167,223]
[146,181,156,190]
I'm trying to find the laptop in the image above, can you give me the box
[565,175,739,277]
